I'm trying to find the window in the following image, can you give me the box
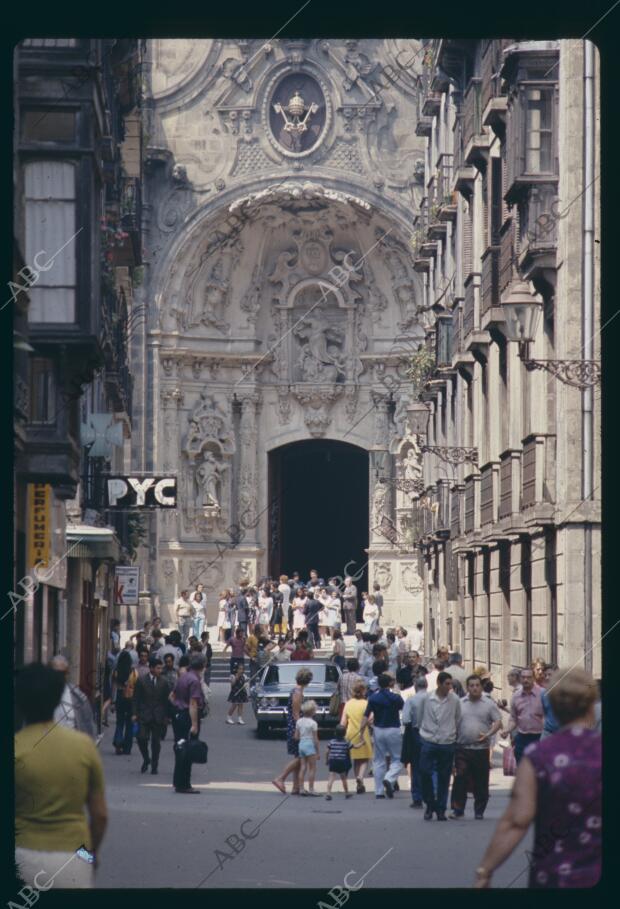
[524,88,553,174]
[22,110,76,143]
[24,161,77,323]
[29,357,56,424]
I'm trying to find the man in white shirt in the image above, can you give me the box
[175,590,194,643]
[417,671,461,821]
[410,622,424,654]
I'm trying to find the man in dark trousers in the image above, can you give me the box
[132,655,169,775]
[235,584,250,634]
[171,654,206,794]
[303,589,322,649]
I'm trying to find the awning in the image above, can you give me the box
[66,525,122,562]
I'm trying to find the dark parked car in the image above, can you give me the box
[250,660,341,737]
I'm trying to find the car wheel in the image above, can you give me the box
[256,722,268,738]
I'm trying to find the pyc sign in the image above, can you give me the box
[106,476,177,508]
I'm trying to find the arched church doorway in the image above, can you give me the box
[268,440,369,600]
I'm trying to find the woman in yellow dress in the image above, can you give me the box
[342,680,373,794]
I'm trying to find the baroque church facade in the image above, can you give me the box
[133,38,433,626]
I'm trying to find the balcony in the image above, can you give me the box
[119,177,142,265]
[463,79,490,167]
[518,183,558,289]
[422,91,442,117]
[450,485,464,536]
[481,40,509,135]
[464,475,476,533]
[480,462,500,526]
[480,245,506,331]
[521,433,556,522]
[499,217,518,297]
[499,449,522,519]
[450,308,461,361]
[463,274,492,361]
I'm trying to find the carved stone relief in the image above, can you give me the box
[402,563,424,595]
[373,561,393,591]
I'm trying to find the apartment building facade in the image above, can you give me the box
[413,39,601,690]
[13,39,144,701]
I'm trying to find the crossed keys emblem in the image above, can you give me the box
[273,90,319,151]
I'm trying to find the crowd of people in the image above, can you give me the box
[13,566,602,890]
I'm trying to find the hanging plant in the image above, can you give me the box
[406,346,435,396]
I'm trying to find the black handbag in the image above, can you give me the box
[174,737,208,764]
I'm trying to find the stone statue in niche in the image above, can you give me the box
[201,258,230,331]
[294,315,346,382]
[402,442,423,480]
[195,451,227,509]
[268,249,297,305]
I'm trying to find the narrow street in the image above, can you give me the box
[96,678,532,889]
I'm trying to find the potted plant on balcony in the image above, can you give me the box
[406,346,435,396]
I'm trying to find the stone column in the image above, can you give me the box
[236,390,261,541]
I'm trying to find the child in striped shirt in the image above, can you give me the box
[325,725,353,800]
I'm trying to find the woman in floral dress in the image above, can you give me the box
[474,667,601,889]
[272,668,313,795]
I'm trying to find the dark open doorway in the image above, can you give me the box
[268,440,369,595]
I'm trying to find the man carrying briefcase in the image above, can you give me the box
[171,654,207,793]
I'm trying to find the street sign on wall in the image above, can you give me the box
[114,566,140,605]
[27,483,51,571]
[106,476,176,508]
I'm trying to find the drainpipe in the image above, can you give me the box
[582,40,595,670]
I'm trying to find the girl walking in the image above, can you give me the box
[325,725,353,799]
[331,630,346,671]
[295,700,320,796]
[226,663,248,725]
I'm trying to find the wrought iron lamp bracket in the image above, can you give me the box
[522,358,601,388]
[421,445,479,466]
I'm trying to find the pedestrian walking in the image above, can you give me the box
[175,590,194,644]
[132,656,169,775]
[224,627,246,674]
[295,700,320,796]
[226,663,248,725]
[325,725,353,800]
[112,649,138,755]
[359,673,404,799]
[400,675,428,807]
[303,589,322,649]
[363,594,379,634]
[474,668,601,889]
[502,667,544,763]
[171,654,206,794]
[449,675,502,820]
[342,577,358,635]
[276,575,291,635]
[292,587,307,632]
[192,585,206,639]
[331,630,346,670]
[410,622,424,655]
[15,664,108,888]
[272,668,313,795]
[342,680,372,793]
[417,671,462,820]
[217,589,230,642]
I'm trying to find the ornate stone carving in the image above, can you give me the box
[371,390,391,445]
[402,563,423,595]
[294,314,346,383]
[344,385,359,422]
[183,392,235,460]
[188,560,223,591]
[373,561,393,591]
[236,559,252,584]
[240,264,262,325]
[290,384,343,437]
[372,481,388,526]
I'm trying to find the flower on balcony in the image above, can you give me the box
[406,346,435,396]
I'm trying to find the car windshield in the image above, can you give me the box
[262,663,339,686]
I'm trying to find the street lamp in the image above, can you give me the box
[502,281,601,388]
[406,400,431,436]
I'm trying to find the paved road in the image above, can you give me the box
[96,683,532,889]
